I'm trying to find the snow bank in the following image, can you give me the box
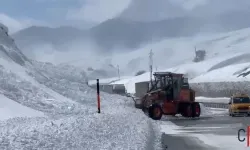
[0,94,44,121]
[0,96,157,150]
[196,97,229,104]
[200,103,228,116]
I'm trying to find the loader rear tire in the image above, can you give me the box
[148,104,162,120]
[180,103,192,117]
[192,102,201,118]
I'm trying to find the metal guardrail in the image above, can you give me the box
[199,102,229,109]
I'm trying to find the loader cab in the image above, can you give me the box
[150,72,188,100]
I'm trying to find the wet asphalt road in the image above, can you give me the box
[161,113,250,150]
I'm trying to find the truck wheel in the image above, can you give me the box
[148,104,162,120]
[192,102,201,117]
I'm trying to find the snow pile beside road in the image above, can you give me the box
[200,103,211,116]
[196,97,229,104]
[0,64,157,150]
[0,101,153,150]
[0,23,158,149]
[200,103,228,116]
[0,64,158,150]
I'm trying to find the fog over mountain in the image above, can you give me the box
[11,0,250,70]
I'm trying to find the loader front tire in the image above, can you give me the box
[148,104,162,120]
[192,102,201,117]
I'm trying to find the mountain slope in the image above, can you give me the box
[0,23,157,149]
[13,11,250,54]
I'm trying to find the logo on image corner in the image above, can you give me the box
[238,126,250,147]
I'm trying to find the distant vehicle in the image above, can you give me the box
[228,93,250,117]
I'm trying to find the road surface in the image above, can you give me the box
[161,113,250,150]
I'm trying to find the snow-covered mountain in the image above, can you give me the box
[0,23,157,149]
[12,0,250,58]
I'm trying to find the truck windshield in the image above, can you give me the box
[233,97,250,103]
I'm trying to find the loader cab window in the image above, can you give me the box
[182,77,189,88]
[156,80,161,89]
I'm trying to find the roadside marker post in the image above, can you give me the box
[97,79,101,113]
[247,126,250,147]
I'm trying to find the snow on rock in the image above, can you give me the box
[0,23,29,66]
[0,23,8,35]
[0,94,44,121]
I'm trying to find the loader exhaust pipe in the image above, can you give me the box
[97,79,101,113]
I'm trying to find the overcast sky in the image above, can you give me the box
[0,0,131,33]
[1,0,250,33]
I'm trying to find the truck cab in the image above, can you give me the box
[228,93,250,116]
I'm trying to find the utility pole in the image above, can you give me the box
[117,65,120,80]
[149,49,153,85]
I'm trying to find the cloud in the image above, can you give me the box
[0,13,49,33]
[66,0,131,23]
[168,0,208,10]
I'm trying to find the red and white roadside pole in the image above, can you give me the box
[96,79,101,113]
[247,126,250,147]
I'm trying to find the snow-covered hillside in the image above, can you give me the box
[0,23,161,149]
[87,27,250,94]
[117,27,250,73]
